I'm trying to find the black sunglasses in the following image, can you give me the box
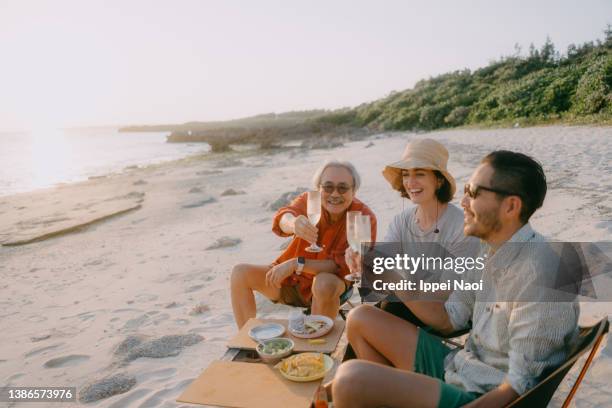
[320,183,353,194]
[464,183,519,199]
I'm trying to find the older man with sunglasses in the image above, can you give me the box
[332,151,578,408]
[231,160,377,328]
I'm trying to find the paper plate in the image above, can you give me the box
[277,353,334,382]
[289,315,334,339]
[248,323,285,342]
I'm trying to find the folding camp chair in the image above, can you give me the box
[340,306,608,407]
[506,317,609,408]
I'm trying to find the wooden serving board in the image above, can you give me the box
[176,361,320,408]
[227,318,345,354]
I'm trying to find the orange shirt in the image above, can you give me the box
[272,192,377,303]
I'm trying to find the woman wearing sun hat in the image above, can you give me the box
[346,138,479,320]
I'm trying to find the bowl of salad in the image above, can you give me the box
[256,337,294,364]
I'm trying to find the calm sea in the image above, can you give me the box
[0,127,209,196]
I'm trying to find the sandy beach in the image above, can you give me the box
[1,125,610,407]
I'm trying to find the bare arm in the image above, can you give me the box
[380,268,456,335]
[464,383,519,408]
[266,258,339,287]
[303,259,339,276]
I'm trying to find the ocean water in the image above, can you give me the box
[0,127,209,196]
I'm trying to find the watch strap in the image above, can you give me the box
[296,256,305,275]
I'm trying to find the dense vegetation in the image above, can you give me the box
[316,28,612,131]
[122,28,611,152]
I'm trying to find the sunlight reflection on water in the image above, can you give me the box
[0,127,209,196]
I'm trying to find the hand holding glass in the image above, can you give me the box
[346,214,371,284]
[305,191,323,253]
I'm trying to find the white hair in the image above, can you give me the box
[311,160,361,192]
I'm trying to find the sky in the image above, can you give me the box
[1,0,610,131]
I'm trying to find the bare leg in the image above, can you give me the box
[332,359,441,408]
[310,273,345,319]
[346,304,420,370]
[230,263,281,328]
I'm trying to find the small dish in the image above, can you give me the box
[256,337,294,364]
[248,323,285,342]
[288,315,333,339]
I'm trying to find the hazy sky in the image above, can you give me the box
[1,0,610,130]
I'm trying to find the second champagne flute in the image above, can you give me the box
[305,190,323,253]
[353,214,372,286]
[345,210,361,282]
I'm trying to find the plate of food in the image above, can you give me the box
[288,315,334,339]
[248,323,285,342]
[276,352,334,382]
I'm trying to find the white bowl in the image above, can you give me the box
[256,338,294,364]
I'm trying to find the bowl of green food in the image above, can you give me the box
[256,337,294,364]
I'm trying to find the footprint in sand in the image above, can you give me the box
[135,293,158,302]
[137,378,195,408]
[185,284,205,293]
[43,354,90,368]
[107,388,152,408]
[137,367,177,382]
[6,373,25,383]
[24,343,63,358]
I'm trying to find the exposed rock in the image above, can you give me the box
[214,159,243,168]
[106,191,145,202]
[301,139,344,149]
[189,303,210,315]
[181,196,216,208]
[78,373,136,403]
[43,354,90,368]
[30,334,51,342]
[205,237,241,250]
[113,334,204,363]
[221,188,246,196]
[267,188,308,211]
[196,170,223,176]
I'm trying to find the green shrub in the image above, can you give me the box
[572,55,612,114]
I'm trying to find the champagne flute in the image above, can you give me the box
[305,190,323,253]
[352,214,372,286]
[345,211,361,282]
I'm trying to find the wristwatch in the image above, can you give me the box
[295,257,305,275]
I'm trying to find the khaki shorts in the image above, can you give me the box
[275,285,311,308]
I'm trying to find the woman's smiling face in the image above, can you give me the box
[401,168,440,205]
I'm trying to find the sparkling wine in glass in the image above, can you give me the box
[352,214,372,286]
[345,211,361,282]
[305,190,323,253]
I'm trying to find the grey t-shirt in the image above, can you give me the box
[382,203,481,282]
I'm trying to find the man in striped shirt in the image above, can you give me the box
[332,151,579,408]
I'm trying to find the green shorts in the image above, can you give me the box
[414,329,481,408]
